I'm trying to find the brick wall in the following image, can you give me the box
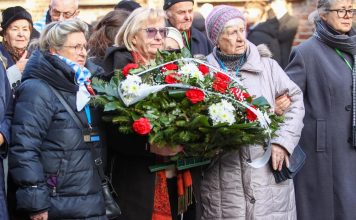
[290,0,316,45]
[1,0,317,45]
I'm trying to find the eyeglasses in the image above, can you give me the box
[50,7,77,19]
[62,44,88,53]
[141,27,168,39]
[326,9,355,18]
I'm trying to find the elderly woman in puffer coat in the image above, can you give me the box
[8,19,107,220]
[200,5,305,220]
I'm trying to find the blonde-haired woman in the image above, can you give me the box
[102,7,167,75]
[101,7,200,220]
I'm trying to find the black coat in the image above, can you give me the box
[101,47,203,220]
[0,52,11,220]
[8,50,107,220]
[247,18,281,64]
[190,27,212,57]
[278,13,298,69]
[286,35,356,220]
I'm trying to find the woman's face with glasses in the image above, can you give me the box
[51,32,87,67]
[321,0,354,34]
[132,19,166,61]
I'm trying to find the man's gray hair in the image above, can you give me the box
[50,0,79,8]
[39,19,88,52]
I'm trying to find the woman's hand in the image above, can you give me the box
[15,51,29,73]
[271,144,290,171]
[0,134,4,146]
[150,143,183,156]
[275,93,291,116]
[30,211,48,220]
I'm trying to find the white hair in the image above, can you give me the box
[39,19,88,51]
[50,0,79,8]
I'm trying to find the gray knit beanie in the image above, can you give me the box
[205,5,246,46]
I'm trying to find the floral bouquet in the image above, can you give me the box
[92,51,282,160]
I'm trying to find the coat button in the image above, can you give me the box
[250,198,256,204]
[345,105,352,111]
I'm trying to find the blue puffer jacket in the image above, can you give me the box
[9,50,107,220]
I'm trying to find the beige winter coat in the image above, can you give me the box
[200,41,304,220]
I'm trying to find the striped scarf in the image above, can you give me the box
[54,54,92,111]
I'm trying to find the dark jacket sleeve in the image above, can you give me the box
[191,27,213,56]
[0,59,12,158]
[9,80,54,213]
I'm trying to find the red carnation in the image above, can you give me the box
[212,80,229,93]
[162,63,179,72]
[215,72,231,83]
[212,72,231,93]
[185,89,205,104]
[164,73,181,84]
[243,92,253,103]
[246,106,257,121]
[122,63,139,77]
[132,118,152,135]
[198,64,209,76]
[243,92,250,99]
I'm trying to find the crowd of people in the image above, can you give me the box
[0,0,355,219]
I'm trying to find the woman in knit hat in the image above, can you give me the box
[0,6,33,90]
[200,5,304,219]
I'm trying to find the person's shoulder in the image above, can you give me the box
[191,27,208,40]
[102,46,132,74]
[104,45,130,60]
[19,78,48,93]
[86,59,105,77]
[293,37,320,54]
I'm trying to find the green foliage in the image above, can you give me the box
[91,50,283,159]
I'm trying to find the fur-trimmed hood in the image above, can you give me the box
[240,40,273,74]
[256,44,273,58]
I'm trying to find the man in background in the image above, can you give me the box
[269,0,298,68]
[164,0,212,57]
[34,0,80,33]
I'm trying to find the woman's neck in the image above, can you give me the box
[3,41,26,62]
[215,48,246,72]
[131,51,149,65]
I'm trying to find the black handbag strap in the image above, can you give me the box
[48,85,106,181]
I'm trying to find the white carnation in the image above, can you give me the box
[208,100,236,125]
[121,75,143,96]
[179,63,204,81]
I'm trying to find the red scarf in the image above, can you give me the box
[152,169,193,220]
[131,50,194,220]
[131,51,147,65]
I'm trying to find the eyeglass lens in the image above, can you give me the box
[338,9,354,17]
[75,45,88,53]
[145,28,167,38]
[51,8,75,18]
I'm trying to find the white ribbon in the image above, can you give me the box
[76,85,91,111]
[117,58,272,168]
